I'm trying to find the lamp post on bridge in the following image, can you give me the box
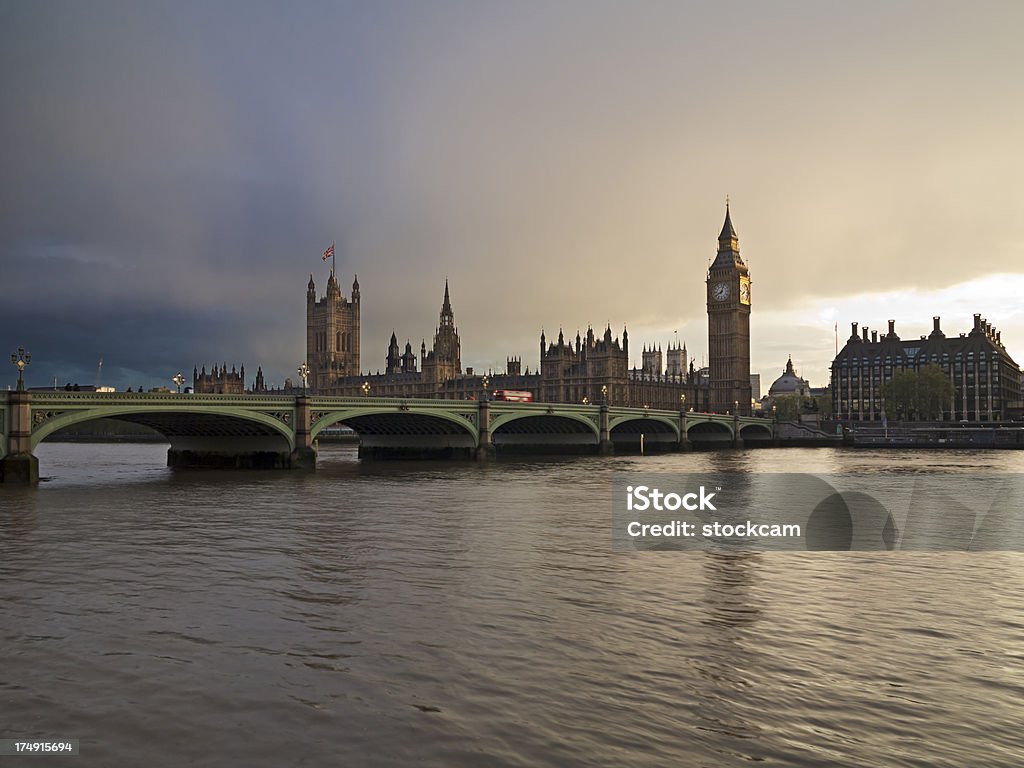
[10,347,30,391]
[481,374,490,401]
[297,363,309,395]
[361,381,370,397]
[601,384,608,405]
[172,372,185,394]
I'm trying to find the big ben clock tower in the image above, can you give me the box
[707,203,752,415]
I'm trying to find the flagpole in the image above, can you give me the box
[332,240,336,276]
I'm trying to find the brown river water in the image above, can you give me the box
[1,443,1022,766]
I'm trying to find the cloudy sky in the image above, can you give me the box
[3,1,1023,391]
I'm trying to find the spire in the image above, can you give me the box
[785,356,795,374]
[711,199,745,270]
[718,200,739,253]
[439,280,454,326]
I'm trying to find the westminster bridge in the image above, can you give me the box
[0,390,776,483]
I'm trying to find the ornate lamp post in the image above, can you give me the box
[734,400,739,415]
[172,372,185,394]
[601,384,608,405]
[582,396,589,405]
[297,363,310,395]
[361,381,370,397]
[481,374,490,401]
[680,392,686,411]
[10,347,30,391]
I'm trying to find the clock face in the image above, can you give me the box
[712,282,730,301]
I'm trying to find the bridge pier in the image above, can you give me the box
[476,398,496,462]
[167,449,296,469]
[290,395,317,470]
[599,404,614,455]
[678,411,692,451]
[1,391,39,484]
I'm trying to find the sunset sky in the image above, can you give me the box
[3,1,1023,391]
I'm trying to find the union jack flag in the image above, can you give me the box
[322,241,335,261]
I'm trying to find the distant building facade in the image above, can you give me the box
[193,363,246,394]
[307,271,360,392]
[768,357,810,399]
[831,315,1023,422]
[306,206,751,411]
[706,204,752,415]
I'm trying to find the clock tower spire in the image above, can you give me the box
[707,202,752,415]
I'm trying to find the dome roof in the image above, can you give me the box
[768,357,809,397]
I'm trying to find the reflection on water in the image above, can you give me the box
[1,443,1023,766]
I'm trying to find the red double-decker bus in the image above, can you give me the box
[492,390,533,402]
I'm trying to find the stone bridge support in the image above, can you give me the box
[599,404,613,455]
[679,411,692,451]
[290,395,317,470]
[1,391,38,484]
[477,398,495,461]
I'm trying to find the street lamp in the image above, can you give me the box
[601,384,608,404]
[734,400,739,415]
[297,363,310,395]
[680,392,686,410]
[10,347,30,391]
[361,381,370,397]
[172,372,185,393]
[582,396,589,405]
[481,374,490,401]
[772,404,777,424]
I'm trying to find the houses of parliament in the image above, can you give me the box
[291,206,754,414]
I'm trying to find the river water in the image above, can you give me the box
[2,443,1022,767]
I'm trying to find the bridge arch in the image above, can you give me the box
[489,410,599,438]
[739,422,774,443]
[310,407,478,442]
[31,405,296,451]
[608,414,681,440]
[490,411,600,451]
[684,419,735,447]
[311,407,478,459]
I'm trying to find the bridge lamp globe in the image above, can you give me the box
[297,363,310,394]
[172,372,185,393]
[601,384,608,403]
[361,381,370,397]
[11,346,30,390]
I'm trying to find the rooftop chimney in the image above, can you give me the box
[871,330,878,343]
[888,319,895,335]
[851,321,859,339]
[974,313,982,332]
[933,316,941,333]
[862,327,869,342]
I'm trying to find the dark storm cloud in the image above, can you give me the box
[3,2,1024,389]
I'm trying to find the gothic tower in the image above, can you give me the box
[306,271,361,392]
[421,281,462,384]
[706,203,752,415]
